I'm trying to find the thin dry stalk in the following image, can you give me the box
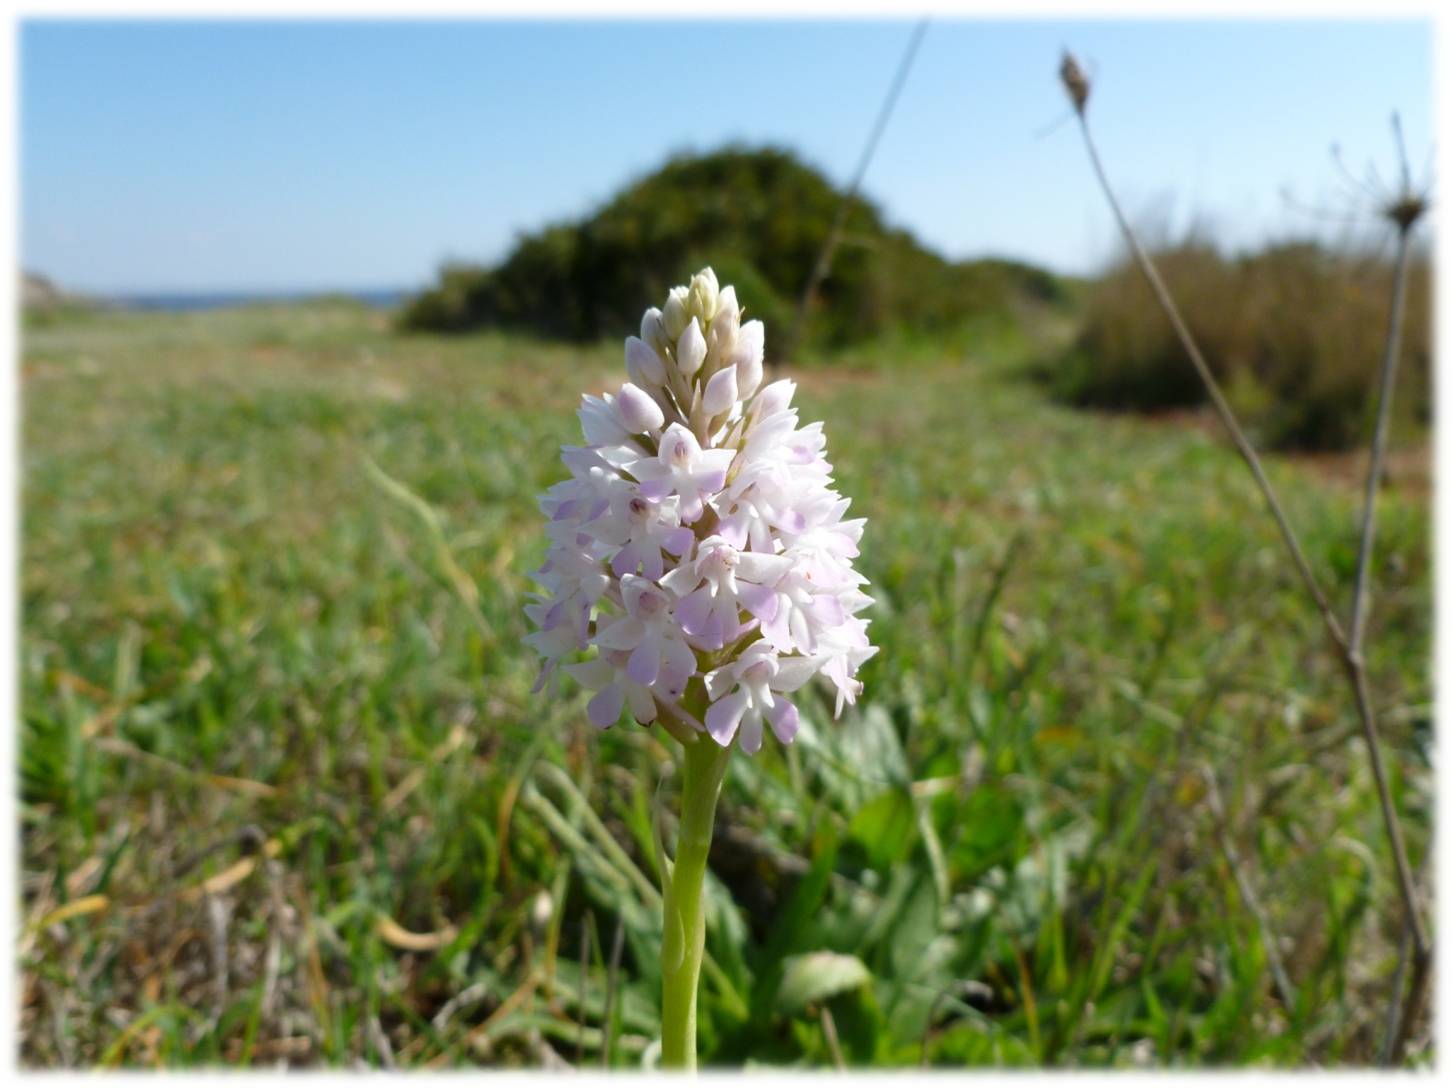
[1059,53,1430,1063]
[576,915,591,1065]
[819,1005,847,1071]
[780,18,929,365]
[1059,53,1346,650]
[1350,240,1412,654]
[1349,128,1432,1055]
[1381,848,1433,1063]
[601,914,626,1069]
[1321,116,1429,1067]
[1199,765,1296,1012]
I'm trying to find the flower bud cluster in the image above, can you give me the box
[527,268,876,754]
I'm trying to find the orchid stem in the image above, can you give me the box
[660,738,731,1070]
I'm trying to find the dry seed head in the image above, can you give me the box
[1385,193,1428,233]
[1060,51,1090,115]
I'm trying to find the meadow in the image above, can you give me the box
[18,298,1431,1067]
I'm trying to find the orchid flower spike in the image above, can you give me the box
[526,267,876,753]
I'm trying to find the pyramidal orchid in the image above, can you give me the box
[526,267,876,1069]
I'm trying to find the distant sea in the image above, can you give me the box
[104,287,411,312]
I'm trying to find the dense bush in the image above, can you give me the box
[1049,237,1431,450]
[399,146,1069,351]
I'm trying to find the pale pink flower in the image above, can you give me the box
[527,268,875,753]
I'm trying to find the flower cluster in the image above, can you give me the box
[526,268,876,754]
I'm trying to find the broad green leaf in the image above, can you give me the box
[848,787,916,870]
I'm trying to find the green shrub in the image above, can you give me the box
[1050,238,1233,412]
[399,145,1067,352]
[1048,236,1430,450]
[1234,242,1431,450]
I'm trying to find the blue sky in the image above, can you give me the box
[20,18,1433,293]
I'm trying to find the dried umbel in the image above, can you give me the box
[526,267,876,754]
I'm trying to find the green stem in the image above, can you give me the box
[660,738,731,1070]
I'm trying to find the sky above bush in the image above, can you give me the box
[21,17,1430,292]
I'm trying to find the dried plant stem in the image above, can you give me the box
[602,914,626,1069]
[1380,918,1415,1061]
[1072,111,1348,651]
[1350,229,1413,656]
[1200,765,1296,1011]
[1350,653,1427,966]
[577,915,591,1064]
[820,1006,847,1070]
[1389,941,1432,1062]
[1063,63,1429,1062]
[1381,848,1433,1064]
[1350,223,1430,1064]
[780,17,928,365]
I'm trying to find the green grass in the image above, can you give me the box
[19,301,1431,1068]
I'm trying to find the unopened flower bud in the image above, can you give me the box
[731,319,765,398]
[677,317,707,378]
[625,336,666,387]
[625,357,651,393]
[662,288,690,340]
[616,382,665,433]
[711,286,740,353]
[640,307,669,356]
[687,267,719,323]
[702,365,738,417]
[754,378,795,419]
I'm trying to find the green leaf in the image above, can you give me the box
[747,825,840,1029]
[848,787,916,870]
[796,702,908,811]
[777,952,873,1015]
